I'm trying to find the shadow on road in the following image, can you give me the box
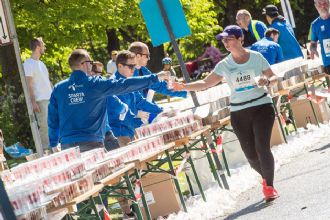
[309,143,330,152]
[223,199,270,220]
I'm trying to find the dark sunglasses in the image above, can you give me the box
[138,53,150,59]
[81,60,95,65]
[121,63,136,70]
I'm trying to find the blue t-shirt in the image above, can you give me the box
[311,16,330,67]
[213,50,272,112]
[250,37,284,65]
[270,18,303,61]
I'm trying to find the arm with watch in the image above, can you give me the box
[258,68,278,87]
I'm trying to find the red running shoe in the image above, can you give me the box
[263,185,279,202]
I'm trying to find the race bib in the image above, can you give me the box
[232,70,257,92]
[323,38,330,57]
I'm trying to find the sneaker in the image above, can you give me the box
[263,185,279,202]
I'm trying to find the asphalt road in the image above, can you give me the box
[218,138,330,220]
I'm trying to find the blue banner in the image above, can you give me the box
[139,0,191,47]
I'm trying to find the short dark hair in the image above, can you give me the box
[30,37,43,51]
[203,42,211,48]
[265,28,280,38]
[128,42,148,54]
[116,50,136,67]
[68,49,89,69]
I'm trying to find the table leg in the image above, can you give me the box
[185,173,195,196]
[201,136,228,189]
[304,83,320,127]
[89,196,102,220]
[165,149,187,212]
[124,172,144,220]
[211,131,231,177]
[272,97,288,143]
[183,144,206,201]
[134,169,152,220]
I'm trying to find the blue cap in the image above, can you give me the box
[162,57,172,64]
[216,25,243,40]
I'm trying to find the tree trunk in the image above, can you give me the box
[106,28,120,57]
[0,44,33,147]
[147,43,164,73]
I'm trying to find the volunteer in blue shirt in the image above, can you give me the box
[108,52,163,147]
[251,28,284,65]
[48,49,168,152]
[262,5,303,61]
[172,25,279,202]
[128,42,187,122]
[310,0,330,88]
[236,9,267,48]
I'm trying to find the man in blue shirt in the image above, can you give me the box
[251,28,284,65]
[108,51,163,147]
[48,49,168,152]
[236,9,267,48]
[262,5,303,61]
[128,42,187,122]
[310,0,330,88]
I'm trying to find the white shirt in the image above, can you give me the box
[23,58,52,101]
[106,60,117,75]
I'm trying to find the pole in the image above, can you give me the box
[2,0,43,156]
[156,0,199,107]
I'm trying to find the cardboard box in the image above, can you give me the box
[140,173,181,219]
[270,119,285,147]
[290,98,330,128]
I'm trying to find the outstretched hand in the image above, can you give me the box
[258,78,270,87]
[171,82,185,91]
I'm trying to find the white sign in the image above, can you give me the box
[138,191,156,207]
[0,1,10,45]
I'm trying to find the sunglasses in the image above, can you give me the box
[81,60,95,65]
[221,37,237,43]
[138,53,150,59]
[121,63,136,70]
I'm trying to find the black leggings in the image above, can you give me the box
[231,103,275,186]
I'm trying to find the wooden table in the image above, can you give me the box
[101,163,135,186]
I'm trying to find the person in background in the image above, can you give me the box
[48,49,168,152]
[89,61,122,151]
[90,61,104,76]
[162,57,177,77]
[109,51,163,147]
[106,50,118,76]
[24,37,53,152]
[172,25,279,202]
[236,9,267,48]
[197,42,224,66]
[262,4,303,61]
[128,42,187,123]
[162,57,177,102]
[250,28,284,65]
[310,0,330,89]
